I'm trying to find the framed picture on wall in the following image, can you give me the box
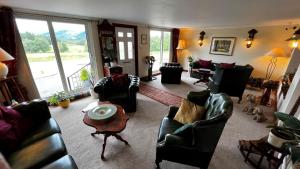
[141,34,147,45]
[209,37,236,56]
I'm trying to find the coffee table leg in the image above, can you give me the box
[113,134,129,145]
[101,135,108,159]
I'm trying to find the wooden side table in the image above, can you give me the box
[82,102,129,159]
[244,140,289,169]
[0,76,26,105]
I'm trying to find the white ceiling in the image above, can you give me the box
[1,0,300,28]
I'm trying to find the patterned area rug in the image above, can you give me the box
[139,83,182,106]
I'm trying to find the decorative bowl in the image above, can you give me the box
[88,104,117,120]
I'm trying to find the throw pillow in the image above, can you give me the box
[111,74,129,90]
[174,99,206,124]
[220,62,235,69]
[198,59,212,69]
[0,107,33,153]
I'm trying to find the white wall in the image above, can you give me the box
[179,25,295,80]
[137,26,150,77]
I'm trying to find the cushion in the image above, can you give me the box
[220,62,235,69]
[0,106,33,153]
[198,59,212,69]
[111,74,129,90]
[174,99,206,124]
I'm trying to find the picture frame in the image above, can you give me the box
[141,34,147,45]
[209,37,236,56]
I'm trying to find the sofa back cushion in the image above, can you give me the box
[220,62,235,69]
[204,93,233,120]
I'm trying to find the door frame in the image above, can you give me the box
[113,23,138,76]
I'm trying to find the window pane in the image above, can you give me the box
[127,32,132,38]
[16,18,64,98]
[128,42,133,59]
[150,30,162,71]
[118,41,125,60]
[52,22,91,91]
[118,32,124,37]
[163,32,171,64]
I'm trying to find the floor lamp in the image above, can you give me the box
[176,40,186,62]
[264,48,287,80]
[0,48,15,79]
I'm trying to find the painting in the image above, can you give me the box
[209,37,236,56]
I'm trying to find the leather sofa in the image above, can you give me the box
[159,63,183,84]
[208,64,254,103]
[156,90,233,169]
[94,75,140,112]
[189,60,216,79]
[1,100,77,169]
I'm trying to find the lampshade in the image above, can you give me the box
[0,48,14,61]
[264,48,288,58]
[176,40,186,50]
[0,48,14,78]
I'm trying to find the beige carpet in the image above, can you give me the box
[50,72,273,169]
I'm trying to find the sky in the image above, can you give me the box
[15,18,85,34]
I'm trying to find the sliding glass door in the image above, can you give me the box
[150,30,171,72]
[16,17,92,98]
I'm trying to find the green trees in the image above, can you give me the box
[21,32,51,53]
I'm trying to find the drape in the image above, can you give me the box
[171,28,180,63]
[0,6,17,76]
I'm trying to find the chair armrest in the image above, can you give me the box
[164,134,191,146]
[94,77,111,100]
[187,90,210,106]
[12,99,51,123]
[167,106,179,119]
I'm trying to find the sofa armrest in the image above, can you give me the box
[12,99,51,123]
[167,106,179,119]
[129,75,140,93]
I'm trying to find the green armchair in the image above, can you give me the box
[156,90,233,169]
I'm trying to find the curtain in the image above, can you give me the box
[171,28,180,63]
[0,6,17,76]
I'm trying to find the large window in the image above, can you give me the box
[150,30,171,71]
[16,17,92,98]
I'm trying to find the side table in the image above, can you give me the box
[260,80,279,106]
[82,102,129,159]
[245,140,289,169]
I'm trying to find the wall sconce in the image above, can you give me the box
[246,29,258,48]
[286,28,300,48]
[198,31,205,46]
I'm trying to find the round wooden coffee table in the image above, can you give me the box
[82,102,129,159]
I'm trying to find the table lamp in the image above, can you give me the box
[264,48,287,80]
[176,40,186,50]
[0,48,15,78]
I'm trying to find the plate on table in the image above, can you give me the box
[88,104,117,120]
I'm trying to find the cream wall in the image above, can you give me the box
[137,26,150,77]
[179,26,295,80]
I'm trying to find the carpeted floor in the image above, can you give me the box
[50,72,274,169]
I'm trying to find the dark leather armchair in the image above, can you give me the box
[159,63,183,84]
[94,75,140,112]
[208,64,254,103]
[156,90,233,169]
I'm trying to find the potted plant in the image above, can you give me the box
[267,112,300,148]
[187,56,194,72]
[80,68,98,99]
[49,91,71,108]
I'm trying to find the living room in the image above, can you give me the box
[1,1,300,169]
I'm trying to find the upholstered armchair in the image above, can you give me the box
[156,90,233,169]
[159,63,183,84]
[208,64,254,103]
[94,75,140,112]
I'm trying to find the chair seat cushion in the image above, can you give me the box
[42,155,78,169]
[158,117,183,142]
[20,118,61,147]
[7,133,67,169]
